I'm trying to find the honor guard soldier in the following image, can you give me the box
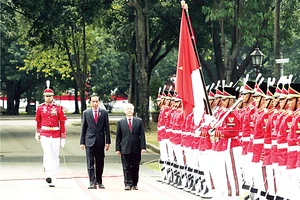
[212,87,242,199]
[262,84,277,198]
[239,80,256,195]
[285,83,300,199]
[274,80,291,198]
[35,80,67,187]
[158,91,171,182]
[250,81,269,198]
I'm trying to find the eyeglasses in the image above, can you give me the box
[45,95,53,97]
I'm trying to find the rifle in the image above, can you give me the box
[209,98,243,136]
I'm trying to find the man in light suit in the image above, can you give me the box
[116,103,146,190]
[80,94,111,189]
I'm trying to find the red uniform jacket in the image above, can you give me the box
[218,109,241,151]
[36,103,67,138]
[252,108,268,163]
[277,110,293,166]
[262,108,276,165]
[287,109,300,169]
[241,102,256,155]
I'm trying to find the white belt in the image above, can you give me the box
[272,140,277,145]
[166,129,172,132]
[264,144,272,149]
[242,137,250,142]
[253,138,264,144]
[277,143,288,149]
[173,130,182,134]
[288,146,300,152]
[41,126,60,131]
[186,132,191,136]
[158,126,165,131]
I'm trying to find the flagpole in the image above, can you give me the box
[181,1,212,116]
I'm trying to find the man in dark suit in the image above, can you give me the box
[80,94,111,189]
[116,103,146,190]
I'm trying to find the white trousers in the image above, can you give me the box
[40,136,61,183]
[265,165,276,196]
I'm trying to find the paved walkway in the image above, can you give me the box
[1,162,185,200]
[0,116,203,200]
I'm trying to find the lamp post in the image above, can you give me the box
[250,47,265,76]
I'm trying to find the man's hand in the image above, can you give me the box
[116,151,121,156]
[141,149,146,154]
[80,144,85,150]
[105,144,110,151]
[35,133,40,143]
[60,138,66,148]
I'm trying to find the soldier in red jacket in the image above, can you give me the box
[35,81,67,187]
[210,87,242,199]
[285,83,300,199]
[240,81,256,194]
[261,85,277,198]
[250,82,270,198]
[273,83,291,198]
[157,91,172,183]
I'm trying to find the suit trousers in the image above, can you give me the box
[86,143,105,185]
[121,153,141,187]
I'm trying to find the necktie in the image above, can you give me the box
[94,110,98,123]
[128,118,132,131]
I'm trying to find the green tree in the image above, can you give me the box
[10,0,113,114]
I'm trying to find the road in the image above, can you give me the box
[0,118,202,200]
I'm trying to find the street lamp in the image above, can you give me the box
[250,47,265,76]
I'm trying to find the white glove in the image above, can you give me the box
[35,133,40,143]
[195,129,201,137]
[60,138,66,148]
[203,114,216,126]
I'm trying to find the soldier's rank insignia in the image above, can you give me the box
[51,107,57,116]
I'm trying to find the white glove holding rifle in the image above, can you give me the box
[60,138,66,148]
[35,132,40,143]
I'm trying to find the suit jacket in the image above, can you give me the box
[80,108,111,147]
[115,117,146,154]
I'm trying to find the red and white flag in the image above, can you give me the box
[175,5,207,126]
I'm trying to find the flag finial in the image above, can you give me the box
[181,1,188,9]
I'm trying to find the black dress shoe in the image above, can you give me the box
[46,177,52,184]
[49,184,55,187]
[132,186,138,190]
[98,183,105,189]
[88,184,97,189]
[124,185,132,190]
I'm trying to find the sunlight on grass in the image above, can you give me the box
[144,161,160,171]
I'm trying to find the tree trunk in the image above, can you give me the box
[128,54,136,105]
[212,21,225,81]
[130,0,150,130]
[6,80,17,115]
[73,81,80,114]
[14,80,22,115]
[274,0,281,80]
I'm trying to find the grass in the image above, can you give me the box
[144,161,160,171]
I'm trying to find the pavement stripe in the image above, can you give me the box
[74,178,105,200]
